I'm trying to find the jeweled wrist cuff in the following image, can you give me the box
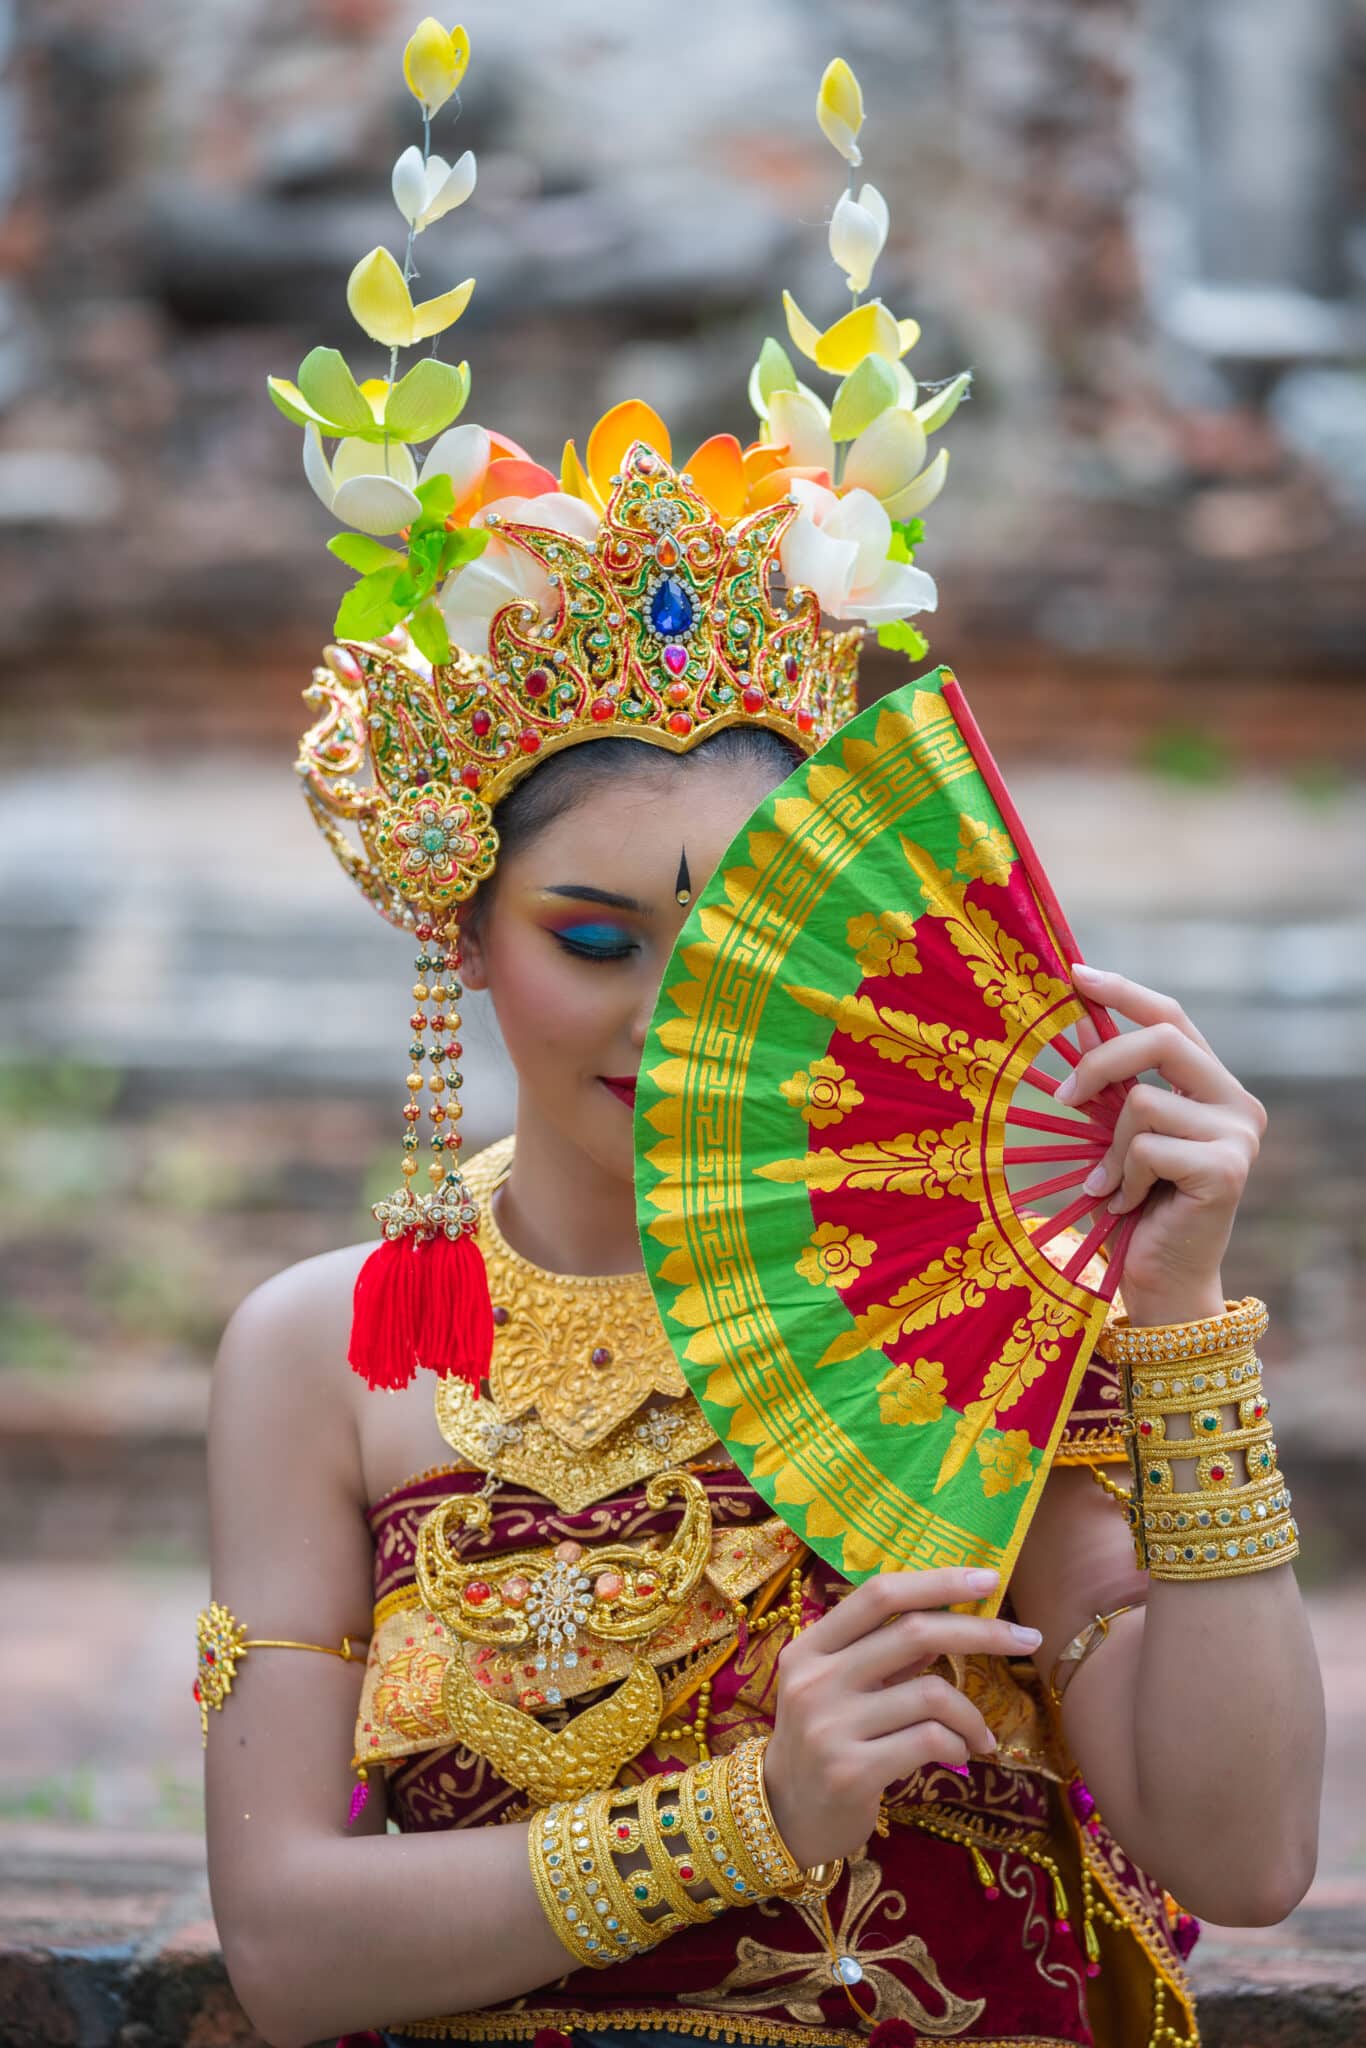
[527,1741,842,1968]
[1098,1296,1268,1367]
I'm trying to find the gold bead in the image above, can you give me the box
[428,1072,445,1093]
[446,1009,462,1029]
[447,1102,463,1121]
[430,984,447,1003]
[412,983,429,1002]
[428,1163,444,1184]
[401,1158,418,1177]
[406,1073,424,1092]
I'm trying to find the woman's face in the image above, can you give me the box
[460,754,778,1184]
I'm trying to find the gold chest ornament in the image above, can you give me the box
[415,1470,714,1805]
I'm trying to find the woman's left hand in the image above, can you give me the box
[1056,963,1266,1327]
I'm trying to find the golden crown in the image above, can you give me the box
[297,439,861,926]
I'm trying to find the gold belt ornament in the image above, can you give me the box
[413,1470,714,1800]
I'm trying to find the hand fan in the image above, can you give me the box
[635,668,1137,1609]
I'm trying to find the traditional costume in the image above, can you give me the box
[198,25,1297,2047]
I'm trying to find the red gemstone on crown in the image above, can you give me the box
[471,708,492,737]
[525,669,550,697]
[783,653,800,681]
[204,1649,216,1664]
[655,538,679,569]
[519,730,542,754]
[590,697,614,722]
[665,680,690,705]
[667,711,692,736]
[464,1581,492,1606]
[796,709,815,734]
[460,766,481,791]
[662,644,688,676]
[742,686,765,713]
[193,1679,201,1702]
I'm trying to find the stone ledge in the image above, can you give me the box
[3,1827,1365,2048]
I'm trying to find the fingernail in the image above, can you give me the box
[966,1569,999,1592]
[947,1762,972,1777]
[1073,962,1101,982]
[1010,1624,1042,1648]
[1082,1167,1108,1196]
[1108,1193,1128,1213]
[1055,1075,1078,1104]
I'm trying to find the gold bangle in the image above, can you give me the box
[585,1793,687,1948]
[1146,1515,1298,1580]
[635,1772,716,1927]
[528,1803,615,1970]
[1047,1602,1144,1710]
[721,1738,844,1906]
[1099,1297,1268,1367]
[1128,1354,1263,1408]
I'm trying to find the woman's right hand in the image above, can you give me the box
[763,1567,1040,1870]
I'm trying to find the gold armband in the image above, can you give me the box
[194,1601,367,1744]
[1106,1299,1299,1584]
[527,1738,842,1967]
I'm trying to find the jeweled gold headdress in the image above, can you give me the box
[271,26,969,1393]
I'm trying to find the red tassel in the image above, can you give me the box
[868,2023,920,2048]
[348,1229,494,1394]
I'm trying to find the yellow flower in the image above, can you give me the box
[877,1358,948,1428]
[846,910,920,978]
[347,246,474,349]
[796,1222,877,1291]
[818,58,865,166]
[780,1055,863,1129]
[782,292,920,376]
[978,1430,1034,1498]
[955,814,1014,888]
[403,19,470,114]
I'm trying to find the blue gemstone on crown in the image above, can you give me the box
[649,576,694,638]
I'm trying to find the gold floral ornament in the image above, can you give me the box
[797,1222,877,1291]
[847,908,921,978]
[780,1055,862,1129]
[877,1357,948,1428]
[955,811,1014,888]
[374,787,497,912]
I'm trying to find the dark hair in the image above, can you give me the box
[465,725,804,930]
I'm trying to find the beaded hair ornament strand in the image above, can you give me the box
[271,22,971,1394]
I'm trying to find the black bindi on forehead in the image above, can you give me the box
[675,849,692,906]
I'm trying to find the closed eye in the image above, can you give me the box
[551,922,638,961]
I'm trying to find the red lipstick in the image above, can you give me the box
[600,1076,637,1108]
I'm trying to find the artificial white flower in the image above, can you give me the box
[829,183,889,294]
[779,480,938,624]
[392,146,477,230]
[302,425,420,535]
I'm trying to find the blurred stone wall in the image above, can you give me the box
[2,0,1364,749]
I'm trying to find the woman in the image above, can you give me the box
[204,34,1324,2048]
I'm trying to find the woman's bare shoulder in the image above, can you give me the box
[217,1239,373,1382]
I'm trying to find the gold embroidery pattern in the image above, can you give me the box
[678,1854,986,2034]
[434,1374,719,1514]
[465,1137,686,1451]
[440,1647,665,1806]
[396,2008,1087,2046]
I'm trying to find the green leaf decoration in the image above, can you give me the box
[437,526,489,572]
[747,336,799,419]
[876,618,929,661]
[888,518,926,564]
[334,563,408,641]
[829,353,900,442]
[296,347,376,435]
[385,357,471,442]
[327,534,405,574]
[408,600,453,665]
[410,473,457,534]
[915,369,973,435]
